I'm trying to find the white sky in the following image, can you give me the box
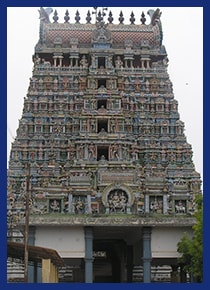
[7,7,203,182]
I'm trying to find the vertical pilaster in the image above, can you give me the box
[145,195,150,214]
[87,194,92,213]
[84,227,93,283]
[84,143,88,159]
[142,227,152,283]
[163,195,168,214]
[68,193,73,213]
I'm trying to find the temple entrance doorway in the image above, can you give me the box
[92,226,142,283]
[93,239,124,282]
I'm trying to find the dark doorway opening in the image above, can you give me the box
[98,119,108,133]
[97,146,109,161]
[98,57,106,68]
[93,239,124,282]
[98,79,106,89]
[97,99,107,109]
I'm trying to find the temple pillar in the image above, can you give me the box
[53,56,57,67]
[69,57,73,67]
[130,59,134,68]
[58,56,63,67]
[146,59,150,68]
[75,57,79,67]
[84,227,93,283]
[142,227,152,283]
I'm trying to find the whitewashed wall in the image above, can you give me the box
[35,226,85,258]
[151,227,193,258]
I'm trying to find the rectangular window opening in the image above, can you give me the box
[98,119,108,133]
[97,146,109,161]
[98,57,105,68]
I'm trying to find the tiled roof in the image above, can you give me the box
[42,22,161,48]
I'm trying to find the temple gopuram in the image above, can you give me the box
[7,7,202,283]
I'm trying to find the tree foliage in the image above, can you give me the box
[177,194,203,282]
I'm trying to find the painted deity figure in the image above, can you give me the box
[80,55,88,68]
[175,201,186,213]
[74,198,86,214]
[33,54,41,66]
[50,200,60,212]
[111,143,120,160]
[130,141,140,160]
[119,192,127,212]
[108,190,128,213]
[88,143,96,160]
[77,144,84,160]
[115,56,123,69]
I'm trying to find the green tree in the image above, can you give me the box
[177,194,203,282]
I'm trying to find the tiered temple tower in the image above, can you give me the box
[7,7,202,283]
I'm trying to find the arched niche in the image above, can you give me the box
[101,183,135,213]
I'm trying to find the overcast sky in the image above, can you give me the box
[7,7,203,181]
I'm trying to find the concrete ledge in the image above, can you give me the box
[26,215,196,227]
